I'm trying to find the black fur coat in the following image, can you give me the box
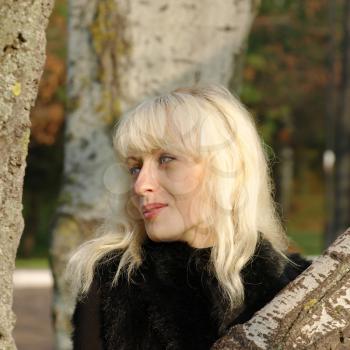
[72,237,310,350]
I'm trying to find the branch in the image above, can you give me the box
[213,228,350,349]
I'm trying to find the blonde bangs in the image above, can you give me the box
[113,94,212,162]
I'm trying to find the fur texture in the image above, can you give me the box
[72,238,310,350]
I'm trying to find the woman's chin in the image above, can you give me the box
[145,231,182,243]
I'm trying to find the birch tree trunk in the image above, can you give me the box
[0,1,54,349]
[50,0,260,348]
[213,228,350,350]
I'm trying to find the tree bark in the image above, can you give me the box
[50,0,261,348]
[212,228,350,350]
[0,1,55,349]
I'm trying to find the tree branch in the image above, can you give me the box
[213,228,350,349]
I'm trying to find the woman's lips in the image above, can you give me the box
[143,206,167,219]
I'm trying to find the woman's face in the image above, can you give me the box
[126,149,214,248]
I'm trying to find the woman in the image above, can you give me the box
[66,85,310,350]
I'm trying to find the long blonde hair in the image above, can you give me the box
[66,85,288,309]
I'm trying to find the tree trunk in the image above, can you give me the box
[0,1,55,349]
[213,228,350,349]
[324,0,338,247]
[50,0,261,348]
[275,122,294,219]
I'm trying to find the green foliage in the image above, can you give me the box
[19,138,63,258]
[260,0,296,14]
[55,85,67,105]
[241,0,337,153]
[240,84,263,104]
[246,54,267,70]
[286,170,326,255]
[47,0,67,59]
[16,258,49,269]
[240,0,341,249]
[55,2,68,18]
[288,230,323,256]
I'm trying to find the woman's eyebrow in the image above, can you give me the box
[126,156,140,162]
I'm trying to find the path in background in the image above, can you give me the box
[13,270,54,350]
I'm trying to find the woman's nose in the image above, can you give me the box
[133,161,158,195]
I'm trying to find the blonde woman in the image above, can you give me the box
[67,85,310,350]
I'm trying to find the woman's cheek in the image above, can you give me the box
[166,170,203,195]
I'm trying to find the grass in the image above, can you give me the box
[287,229,324,256]
[286,170,326,256]
[16,258,49,269]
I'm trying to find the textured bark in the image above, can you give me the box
[51,0,260,348]
[0,1,55,349]
[212,228,350,350]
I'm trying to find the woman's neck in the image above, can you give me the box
[179,227,216,249]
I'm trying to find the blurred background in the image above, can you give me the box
[13,0,350,348]
[16,0,66,268]
[16,0,349,266]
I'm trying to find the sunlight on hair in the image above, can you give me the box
[66,84,289,310]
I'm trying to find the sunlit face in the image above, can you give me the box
[126,149,214,248]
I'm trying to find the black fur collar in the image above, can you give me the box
[96,237,307,350]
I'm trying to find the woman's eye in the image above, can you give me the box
[128,166,140,175]
[127,155,174,175]
[159,155,174,164]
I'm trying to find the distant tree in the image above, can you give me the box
[329,0,350,244]
[0,0,54,348]
[241,0,338,226]
[324,0,338,247]
[50,1,261,348]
